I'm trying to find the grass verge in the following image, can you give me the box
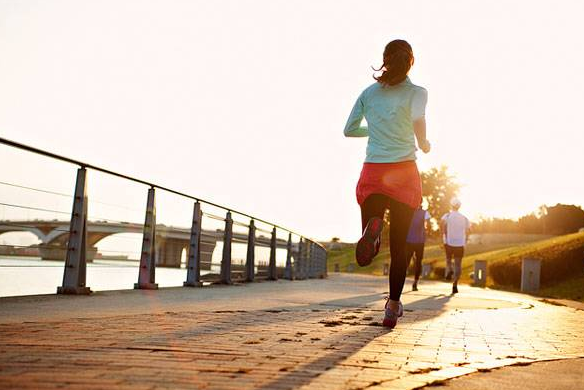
[328,232,584,302]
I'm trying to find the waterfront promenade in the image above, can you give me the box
[1,274,583,389]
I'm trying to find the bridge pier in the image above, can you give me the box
[152,237,218,268]
[155,238,187,268]
[198,241,216,270]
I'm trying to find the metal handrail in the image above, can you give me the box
[0,136,324,249]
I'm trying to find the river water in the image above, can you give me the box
[0,243,287,297]
[0,256,209,297]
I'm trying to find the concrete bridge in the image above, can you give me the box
[0,220,289,268]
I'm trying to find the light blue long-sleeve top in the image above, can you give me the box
[344,77,427,163]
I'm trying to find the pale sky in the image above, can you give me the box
[0,0,583,242]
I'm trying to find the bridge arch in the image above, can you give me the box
[0,221,224,266]
[91,232,144,260]
[0,225,47,243]
[0,230,42,248]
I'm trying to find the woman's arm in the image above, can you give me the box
[344,95,369,137]
[414,118,431,153]
[412,88,430,153]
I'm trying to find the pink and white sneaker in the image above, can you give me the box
[383,300,403,328]
[385,300,403,316]
[356,217,383,267]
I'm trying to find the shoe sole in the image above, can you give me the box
[382,317,397,328]
[356,217,383,267]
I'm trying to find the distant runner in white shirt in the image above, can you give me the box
[440,198,471,294]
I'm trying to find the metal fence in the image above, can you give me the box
[0,137,327,295]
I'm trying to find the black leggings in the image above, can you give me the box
[405,243,424,282]
[360,194,415,301]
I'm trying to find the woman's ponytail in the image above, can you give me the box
[373,40,414,86]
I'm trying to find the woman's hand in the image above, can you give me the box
[419,139,431,153]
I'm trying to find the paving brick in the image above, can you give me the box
[0,275,583,389]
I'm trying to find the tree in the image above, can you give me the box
[459,204,584,235]
[473,217,521,234]
[517,213,543,234]
[542,204,584,234]
[421,166,460,233]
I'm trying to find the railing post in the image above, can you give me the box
[322,246,328,278]
[316,246,323,278]
[298,238,306,280]
[309,242,316,278]
[292,238,298,280]
[135,187,158,289]
[245,220,256,282]
[58,167,91,295]
[184,201,202,287]
[284,232,293,280]
[314,243,319,278]
[268,226,278,280]
[304,241,310,279]
[220,211,233,284]
[306,242,312,278]
[294,238,301,280]
[304,241,308,278]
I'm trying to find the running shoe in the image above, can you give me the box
[382,305,399,328]
[452,283,458,294]
[412,282,418,291]
[355,217,383,267]
[385,299,404,318]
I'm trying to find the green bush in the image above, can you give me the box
[489,234,584,288]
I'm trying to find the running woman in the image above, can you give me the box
[440,198,471,294]
[405,205,431,291]
[344,39,430,328]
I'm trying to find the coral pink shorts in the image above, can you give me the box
[356,161,422,209]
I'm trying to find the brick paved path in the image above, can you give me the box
[0,274,583,389]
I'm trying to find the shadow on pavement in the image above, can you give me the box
[131,288,453,390]
[253,292,453,390]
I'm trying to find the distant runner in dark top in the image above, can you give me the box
[405,205,431,291]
